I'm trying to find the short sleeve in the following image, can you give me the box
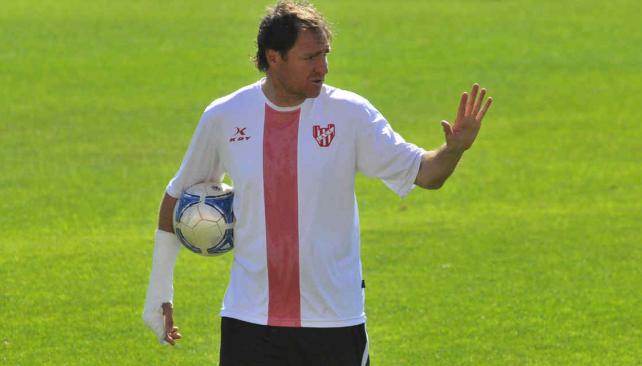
[355,102,424,197]
[165,111,225,198]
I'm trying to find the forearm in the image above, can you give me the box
[144,193,181,340]
[158,193,178,233]
[143,229,181,342]
[414,144,464,189]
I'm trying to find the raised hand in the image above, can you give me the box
[441,83,492,152]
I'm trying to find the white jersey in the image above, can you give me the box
[167,80,424,327]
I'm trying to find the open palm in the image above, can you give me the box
[441,83,493,152]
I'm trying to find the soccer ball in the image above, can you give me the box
[173,182,234,256]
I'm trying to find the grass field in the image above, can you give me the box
[1,0,641,365]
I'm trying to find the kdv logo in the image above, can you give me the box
[229,127,251,142]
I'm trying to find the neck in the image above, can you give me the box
[262,75,306,107]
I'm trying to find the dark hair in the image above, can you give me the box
[255,0,332,72]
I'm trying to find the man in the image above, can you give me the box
[143,1,492,365]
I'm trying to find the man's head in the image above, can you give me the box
[255,1,332,72]
[255,1,332,105]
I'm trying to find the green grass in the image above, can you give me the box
[1,0,641,364]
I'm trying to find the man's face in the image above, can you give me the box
[268,28,330,105]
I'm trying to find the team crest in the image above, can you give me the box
[312,123,335,147]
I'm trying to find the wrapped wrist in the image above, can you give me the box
[144,230,181,307]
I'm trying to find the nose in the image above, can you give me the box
[316,55,329,76]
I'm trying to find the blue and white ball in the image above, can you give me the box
[173,182,234,256]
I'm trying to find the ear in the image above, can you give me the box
[266,49,281,67]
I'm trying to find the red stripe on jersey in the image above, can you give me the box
[263,105,301,327]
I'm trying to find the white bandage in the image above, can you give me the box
[143,229,181,344]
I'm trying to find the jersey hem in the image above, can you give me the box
[220,310,366,328]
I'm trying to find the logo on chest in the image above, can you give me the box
[312,123,335,147]
[229,127,251,142]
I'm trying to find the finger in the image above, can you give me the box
[457,92,468,122]
[466,84,479,115]
[472,88,486,117]
[168,330,182,341]
[476,97,493,121]
[167,327,182,344]
[164,324,174,344]
[441,120,453,139]
[165,334,176,346]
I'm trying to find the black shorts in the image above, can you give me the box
[220,317,370,366]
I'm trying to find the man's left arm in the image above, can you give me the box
[415,83,493,189]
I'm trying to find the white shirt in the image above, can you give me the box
[167,80,424,327]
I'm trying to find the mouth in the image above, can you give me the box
[311,79,324,86]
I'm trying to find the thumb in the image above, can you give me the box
[441,120,453,139]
